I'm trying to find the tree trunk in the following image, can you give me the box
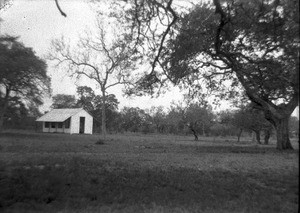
[237,128,243,143]
[251,132,256,142]
[250,129,260,144]
[101,90,107,139]
[252,130,261,144]
[0,110,5,133]
[261,108,294,150]
[0,88,10,133]
[189,125,198,141]
[274,117,293,150]
[192,129,198,141]
[244,93,295,149]
[264,129,271,145]
[235,68,297,150]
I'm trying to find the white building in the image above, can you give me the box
[36,108,93,134]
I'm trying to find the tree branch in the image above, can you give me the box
[55,0,67,17]
[150,0,178,74]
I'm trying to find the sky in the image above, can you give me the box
[0,0,187,113]
[0,0,298,117]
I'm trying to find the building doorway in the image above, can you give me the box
[79,117,85,134]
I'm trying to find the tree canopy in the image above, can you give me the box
[0,35,51,131]
[136,0,299,149]
[51,94,77,109]
[166,1,298,104]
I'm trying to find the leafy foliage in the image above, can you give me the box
[119,107,152,133]
[232,105,272,134]
[185,103,214,136]
[166,1,298,105]
[76,86,96,112]
[0,36,50,104]
[0,36,51,131]
[51,94,77,109]
[92,94,120,132]
[161,0,299,149]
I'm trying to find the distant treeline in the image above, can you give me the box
[3,93,298,143]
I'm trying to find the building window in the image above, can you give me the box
[64,118,71,128]
[58,122,63,128]
[51,122,56,128]
[45,122,50,128]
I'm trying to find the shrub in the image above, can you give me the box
[95,139,105,145]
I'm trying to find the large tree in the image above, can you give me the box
[52,0,299,148]
[120,107,151,132]
[51,94,77,109]
[112,0,298,150]
[232,105,273,144]
[185,103,214,139]
[149,106,167,133]
[161,0,299,150]
[76,86,95,112]
[93,94,120,132]
[0,36,51,132]
[48,19,136,138]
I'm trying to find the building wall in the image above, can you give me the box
[70,110,93,134]
[42,122,70,133]
[40,109,93,134]
[42,122,49,133]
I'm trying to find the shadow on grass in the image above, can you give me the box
[0,132,39,138]
[0,158,298,213]
[177,144,298,154]
[0,132,99,147]
[0,132,90,139]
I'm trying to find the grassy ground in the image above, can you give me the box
[0,130,298,213]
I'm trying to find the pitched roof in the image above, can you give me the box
[36,108,84,122]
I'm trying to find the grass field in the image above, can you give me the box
[0,130,298,213]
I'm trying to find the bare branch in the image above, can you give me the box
[150,0,178,74]
[55,0,67,17]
